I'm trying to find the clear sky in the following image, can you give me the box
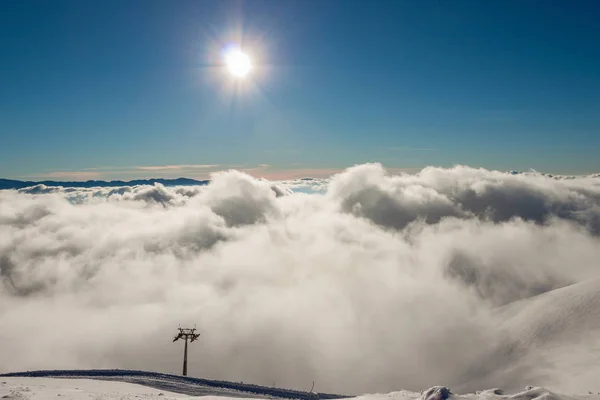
[1,0,599,180]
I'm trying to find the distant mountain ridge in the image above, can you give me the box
[0,177,209,190]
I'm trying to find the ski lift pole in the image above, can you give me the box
[183,336,188,376]
[173,327,200,377]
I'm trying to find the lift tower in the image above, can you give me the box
[173,327,200,376]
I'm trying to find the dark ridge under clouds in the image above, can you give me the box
[0,178,209,190]
[1,164,600,394]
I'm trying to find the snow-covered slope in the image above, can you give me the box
[454,278,600,393]
[2,377,598,400]
[0,371,345,400]
[500,278,600,393]
[497,278,600,348]
[0,377,184,400]
[355,386,594,400]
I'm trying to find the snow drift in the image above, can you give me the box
[1,164,600,394]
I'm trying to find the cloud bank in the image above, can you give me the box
[1,164,600,394]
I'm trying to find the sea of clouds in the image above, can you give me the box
[1,163,600,394]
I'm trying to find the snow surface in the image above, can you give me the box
[2,377,599,400]
[454,278,600,393]
[0,371,343,400]
[0,377,184,400]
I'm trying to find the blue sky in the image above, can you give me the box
[1,0,599,180]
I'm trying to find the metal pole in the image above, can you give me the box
[183,337,188,376]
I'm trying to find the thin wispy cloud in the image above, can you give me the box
[24,170,106,180]
[20,165,223,181]
[135,164,220,171]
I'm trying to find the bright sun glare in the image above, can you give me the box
[225,49,252,78]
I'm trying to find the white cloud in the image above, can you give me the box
[1,164,600,393]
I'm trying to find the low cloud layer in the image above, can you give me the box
[1,164,600,394]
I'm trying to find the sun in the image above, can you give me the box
[224,49,252,78]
